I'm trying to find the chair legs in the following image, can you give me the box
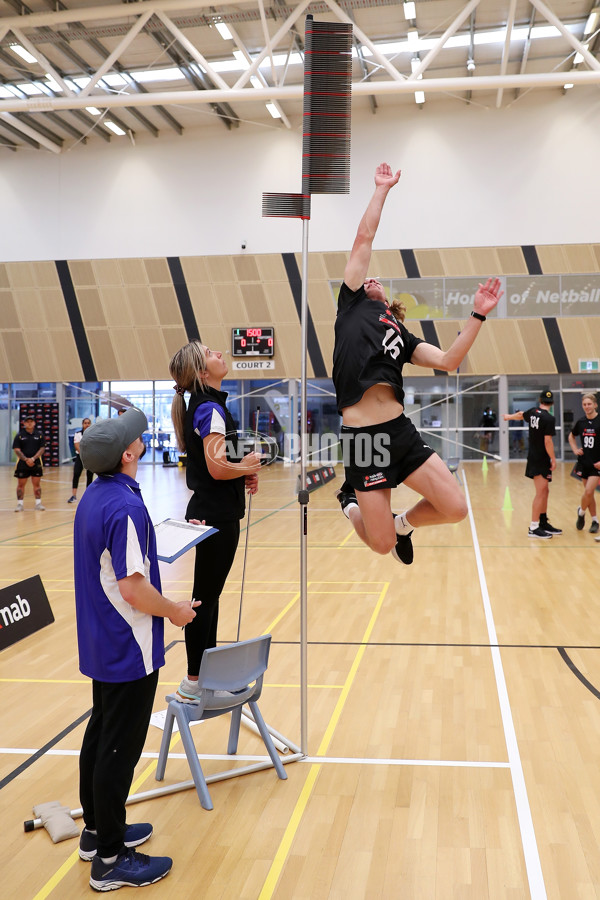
[247,702,287,781]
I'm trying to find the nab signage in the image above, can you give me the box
[0,575,54,652]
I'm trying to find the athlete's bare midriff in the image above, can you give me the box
[341,383,404,427]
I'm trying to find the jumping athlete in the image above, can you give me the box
[503,390,562,539]
[568,392,600,534]
[333,163,503,565]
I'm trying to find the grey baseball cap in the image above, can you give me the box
[79,407,148,474]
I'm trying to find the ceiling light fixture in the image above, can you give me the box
[467,58,476,71]
[86,106,102,115]
[265,102,282,118]
[407,29,419,48]
[573,48,586,65]
[583,7,600,35]
[9,44,38,64]
[414,90,425,104]
[403,1,416,20]
[104,121,126,135]
[214,22,233,41]
[563,82,574,89]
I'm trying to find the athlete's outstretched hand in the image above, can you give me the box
[374,163,401,189]
[473,278,503,317]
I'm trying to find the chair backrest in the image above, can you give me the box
[446,457,460,473]
[198,635,272,693]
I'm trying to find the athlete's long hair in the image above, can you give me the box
[389,298,406,322]
[169,341,208,452]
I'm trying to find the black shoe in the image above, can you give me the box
[576,509,585,530]
[335,486,358,518]
[68,495,76,504]
[590,521,599,534]
[540,520,562,535]
[391,531,414,564]
[528,527,552,540]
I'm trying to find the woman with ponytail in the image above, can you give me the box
[169,341,261,702]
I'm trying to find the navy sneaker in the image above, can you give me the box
[391,532,414,565]
[90,848,172,892]
[590,521,599,534]
[80,823,153,861]
[576,509,585,530]
[335,484,358,519]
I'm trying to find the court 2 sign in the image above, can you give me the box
[0,575,54,651]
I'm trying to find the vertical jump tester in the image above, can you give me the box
[263,15,353,755]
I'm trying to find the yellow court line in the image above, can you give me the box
[262,590,301,633]
[33,732,182,900]
[337,528,356,548]
[258,581,390,900]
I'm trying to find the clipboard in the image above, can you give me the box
[154,519,218,563]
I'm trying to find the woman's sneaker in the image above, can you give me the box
[176,677,203,703]
[79,823,153,861]
[539,518,562,535]
[89,848,171,891]
[590,521,599,534]
[391,532,414,565]
[335,484,358,519]
[528,527,552,539]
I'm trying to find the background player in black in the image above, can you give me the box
[12,414,45,512]
[503,390,561,539]
[333,163,502,565]
[568,392,600,534]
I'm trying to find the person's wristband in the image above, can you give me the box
[471,311,486,322]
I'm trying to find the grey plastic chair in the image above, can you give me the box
[446,457,462,484]
[155,634,286,810]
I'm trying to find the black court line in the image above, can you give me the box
[0,645,181,792]
[0,708,92,791]
[557,647,600,700]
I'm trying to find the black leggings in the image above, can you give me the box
[79,670,159,858]
[73,455,94,490]
[184,519,240,677]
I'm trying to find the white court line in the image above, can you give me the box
[1,747,509,767]
[463,470,547,899]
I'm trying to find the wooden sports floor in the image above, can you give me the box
[1,459,600,899]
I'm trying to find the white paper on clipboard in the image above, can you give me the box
[154,519,218,563]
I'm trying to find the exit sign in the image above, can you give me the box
[578,359,599,373]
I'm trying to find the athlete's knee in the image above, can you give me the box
[444,496,468,523]
[369,535,396,555]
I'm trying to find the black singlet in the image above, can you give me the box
[332,282,423,415]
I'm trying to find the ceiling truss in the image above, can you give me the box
[0,0,598,151]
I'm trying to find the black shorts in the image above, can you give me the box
[340,413,435,492]
[525,460,552,481]
[14,460,43,479]
[574,459,600,479]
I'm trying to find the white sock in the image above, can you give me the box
[394,512,414,536]
[530,521,539,530]
[17,500,23,507]
[578,507,584,516]
[343,500,358,520]
[593,517,599,524]
[101,855,118,864]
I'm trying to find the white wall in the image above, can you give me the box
[1,89,599,261]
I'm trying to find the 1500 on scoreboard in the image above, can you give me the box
[232,327,274,357]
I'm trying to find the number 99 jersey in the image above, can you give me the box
[571,415,600,478]
[333,282,423,415]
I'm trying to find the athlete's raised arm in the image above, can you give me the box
[343,163,401,291]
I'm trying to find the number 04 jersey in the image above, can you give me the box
[332,282,424,415]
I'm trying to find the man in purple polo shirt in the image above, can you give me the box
[75,408,199,892]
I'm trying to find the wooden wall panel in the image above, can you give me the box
[490,320,530,374]
[1,331,33,381]
[322,252,348,279]
[137,328,169,376]
[188,284,221,328]
[459,321,503,375]
[213,284,246,325]
[24,330,58,381]
[255,254,288,282]
[536,246,568,274]
[99,287,133,327]
[198,325,229,358]
[233,255,260,282]
[415,250,443,277]
[0,264,10,288]
[127,286,159,326]
[275,323,307,378]
[439,249,476,277]
[49,331,84,381]
[6,262,36,289]
[151,286,181,327]
[110,330,145,380]
[14,289,47,328]
[93,259,121,285]
[308,282,336,321]
[42,289,71,330]
[305,253,328,281]
[206,256,236,283]
[563,245,597,274]
[180,256,211,283]
[496,247,528,274]
[264,282,298,325]
[0,293,20,329]
[312,320,334,375]
[371,249,405,278]
[69,260,95,286]
[468,248,501,276]
[240,284,271,322]
[0,330,10,380]
[557,317,600,369]
[161,327,189,360]
[33,262,61,289]
[87,330,119,380]
[143,258,170,284]
[78,288,106,327]
[515,320,555,373]
[119,259,148,285]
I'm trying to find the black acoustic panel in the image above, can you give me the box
[400,248,420,279]
[522,245,542,275]
[262,193,311,219]
[282,252,327,377]
[302,16,353,195]
[542,318,571,373]
[55,260,97,382]
[167,257,200,342]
